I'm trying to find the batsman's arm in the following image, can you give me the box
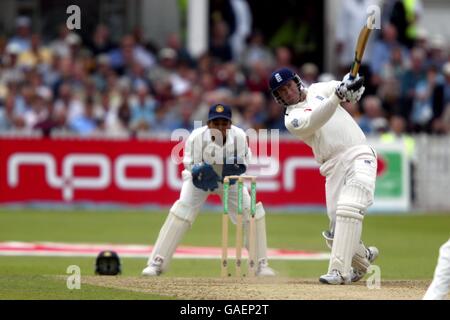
[285,93,342,137]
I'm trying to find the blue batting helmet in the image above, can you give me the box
[269,68,305,106]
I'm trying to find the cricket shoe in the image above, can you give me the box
[351,246,379,283]
[256,259,276,277]
[319,269,351,285]
[141,257,163,276]
[141,265,162,276]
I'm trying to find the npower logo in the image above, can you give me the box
[7,152,319,201]
[7,153,178,201]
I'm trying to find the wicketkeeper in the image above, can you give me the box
[269,68,379,285]
[142,104,275,277]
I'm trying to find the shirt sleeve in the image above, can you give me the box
[285,93,342,138]
[183,131,203,171]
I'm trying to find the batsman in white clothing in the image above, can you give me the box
[423,239,450,300]
[269,68,378,285]
[142,103,275,277]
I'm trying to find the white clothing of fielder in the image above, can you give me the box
[423,239,450,300]
[143,125,272,275]
[285,80,378,283]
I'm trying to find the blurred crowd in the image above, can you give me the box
[1,2,450,139]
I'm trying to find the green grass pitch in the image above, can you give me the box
[0,209,449,299]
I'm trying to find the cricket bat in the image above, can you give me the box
[349,15,376,80]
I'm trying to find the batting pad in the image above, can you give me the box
[328,206,364,280]
[147,201,194,271]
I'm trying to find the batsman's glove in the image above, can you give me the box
[335,74,365,103]
[222,156,247,184]
[191,163,221,192]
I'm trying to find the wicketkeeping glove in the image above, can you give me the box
[335,74,365,103]
[191,163,221,192]
[222,156,247,184]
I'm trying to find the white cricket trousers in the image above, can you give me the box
[320,145,378,232]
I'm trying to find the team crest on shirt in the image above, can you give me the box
[216,105,224,113]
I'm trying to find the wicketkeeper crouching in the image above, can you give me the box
[142,104,275,277]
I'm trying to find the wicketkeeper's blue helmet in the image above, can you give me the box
[269,68,305,106]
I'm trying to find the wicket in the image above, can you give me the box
[222,175,257,277]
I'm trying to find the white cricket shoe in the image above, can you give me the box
[256,259,276,277]
[351,246,379,283]
[319,269,351,285]
[141,265,162,276]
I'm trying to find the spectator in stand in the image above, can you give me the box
[149,48,191,97]
[88,24,115,56]
[300,63,319,87]
[215,62,246,95]
[23,86,51,131]
[389,0,424,49]
[116,98,132,135]
[0,94,24,131]
[381,115,415,158]
[7,16,32,54]
[241,31,275,70]
[245,61,270,93]
[239,91,267,130]
[109,35,155,75]
[399,47,427,121]
[53,82,84,129]
[371,23,408,88]
[49,24,71,58]
[130,83,157,133]
[94,90,120,134]
[359,95,388,135]
[166,32,194,67]
[70,96,99,136]
[426,35,448,70]
[17,34,52,69]
[411,65,439,132]
[1,43,25,86]
[265,99,287,131]
[431,62,450,134]
[209,19,233,63]
[274,46,297,73]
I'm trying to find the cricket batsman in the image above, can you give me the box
[269,68,378,285]
[142,104,275,277]
[423,239,450,300]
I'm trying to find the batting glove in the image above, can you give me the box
[335,74,365,103]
